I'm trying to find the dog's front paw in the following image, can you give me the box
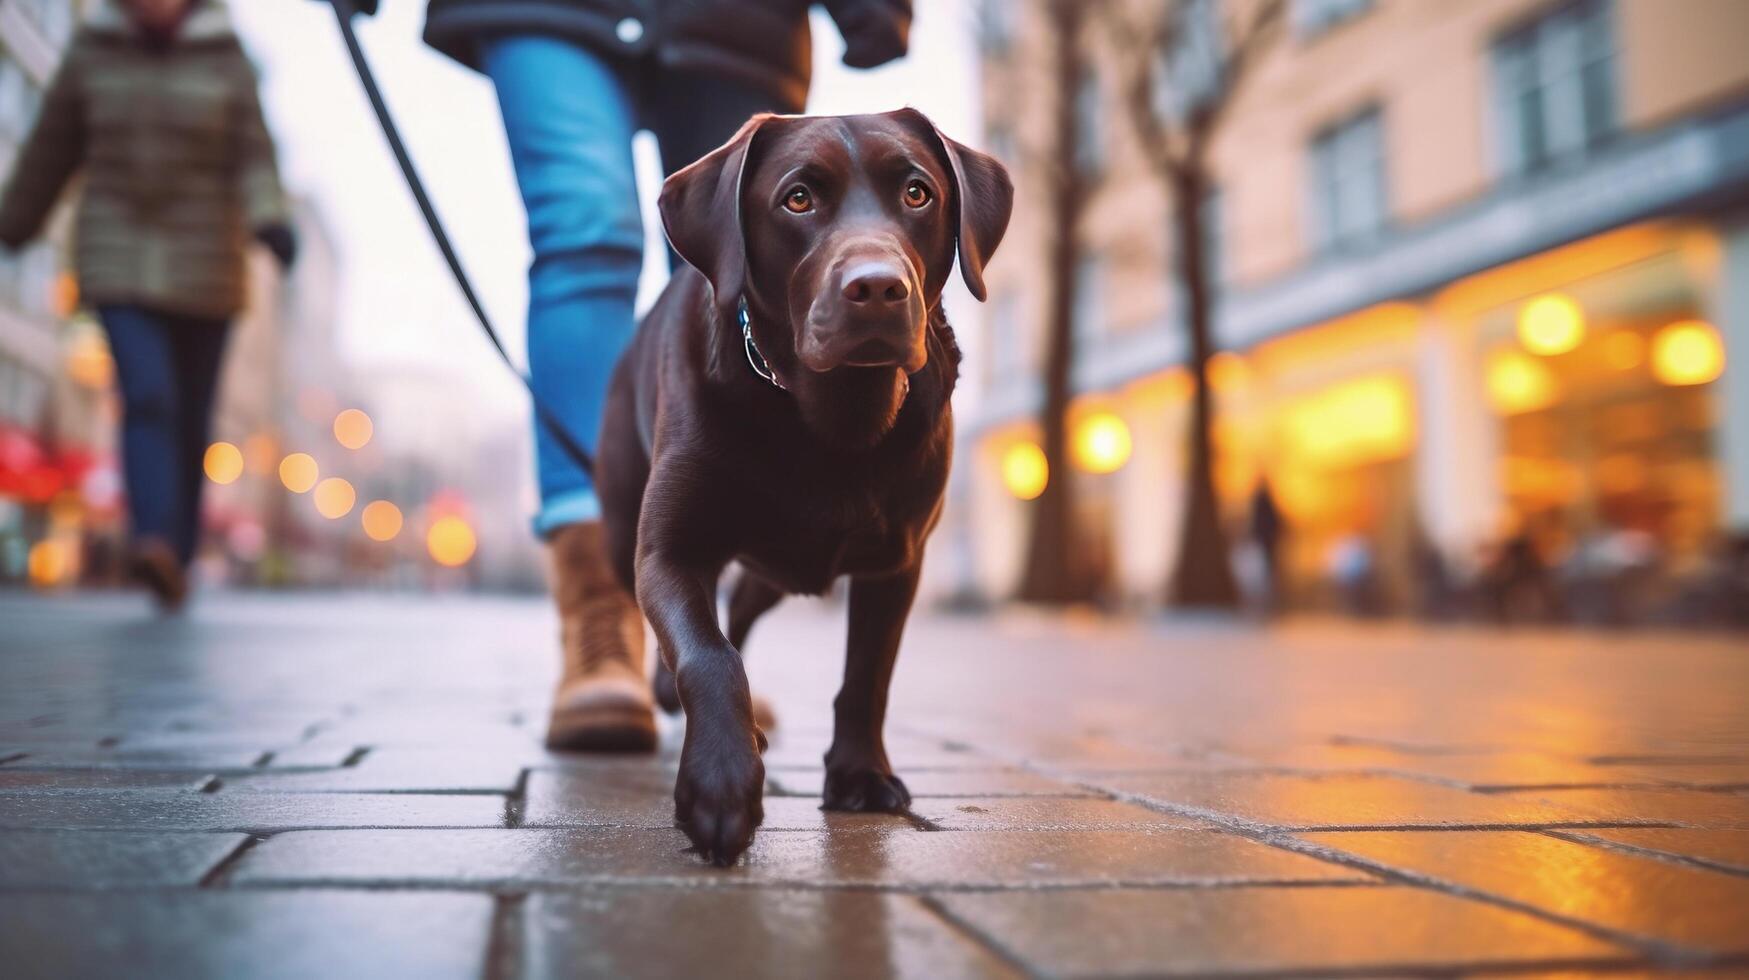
[674,734,765,867]
[822,765,911,812]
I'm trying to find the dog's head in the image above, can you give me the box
[660,109,1012,443]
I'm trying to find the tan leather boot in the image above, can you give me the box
[545,522,657,752]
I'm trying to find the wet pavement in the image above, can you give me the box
[1,591,1747,978]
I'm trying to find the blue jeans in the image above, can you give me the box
[480,37,790,537]
[98,305,231,566]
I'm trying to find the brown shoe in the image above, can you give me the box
[130,538,188,613]
[545,522,657,753]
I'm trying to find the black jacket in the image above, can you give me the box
[415,0,911,110]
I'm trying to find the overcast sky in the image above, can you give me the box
[231,0,982,429]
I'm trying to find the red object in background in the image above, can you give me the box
[0,424,100,505]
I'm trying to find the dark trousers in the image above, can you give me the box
[97,305,231,567]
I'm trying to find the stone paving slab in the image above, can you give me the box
[0,769,213,792]
[0,830,245,888]
[522,889,1020,979]
[767,767,1093,797]
[1298,830,1749,955]
[0,792,507,832]
[520,769,910,832]
[1099,771,1620,830]
[909,796,1208,831]
[933,885,1634,977]
[1548,828,1749,875]
[0,890,493,980]
[231,827,1370,889]
[1606,762,1749,789]
[220,750,524,795]
[1225,744,1647,790]
[1494,788,1749,828]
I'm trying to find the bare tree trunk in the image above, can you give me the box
[1017,0,1096,605]
[1166,162,1240,608]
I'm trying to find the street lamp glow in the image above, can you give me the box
[1001,442,1048,500]
[279,453,319,493]
[313,477,357,519]
[1517,293,1585,356]
[361,500,404,542]
[1072,412,1132,474]
[1486,350,1558,415]
[427,516,477,567]
[203,442,244,485]
[333,409,373,450]
[1651,320,1724,386]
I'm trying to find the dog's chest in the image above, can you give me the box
[734,501,914,595]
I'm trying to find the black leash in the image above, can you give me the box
[326,0,595,477]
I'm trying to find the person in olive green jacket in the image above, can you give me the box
[0,0,294,610]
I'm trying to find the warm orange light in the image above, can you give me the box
[51,271,79,318]
[1601,331,1644,370]
[1517,293,1584,355]
[1072,412,1132,474]
[279,453,319,493]
[361,500,403,542]
[313,477,357,519]
[203,442,244,485]
[1001,442,1048,500]
[333,409,373,450]
[1651,320,1724,386]
[1486,350,1558,414]
[27,539,72,589]
[1282,374,1413,468]
[1207,352,1249,392]
[427,515,477,567]
[64,330,113,389]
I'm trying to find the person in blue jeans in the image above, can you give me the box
[0,0,294,610]
[382,0,913,751]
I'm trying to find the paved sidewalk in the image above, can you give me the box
[2,592,1748,978]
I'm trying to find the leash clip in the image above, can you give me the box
[739,298,786,391]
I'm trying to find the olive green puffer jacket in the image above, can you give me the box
[0,0,288,320]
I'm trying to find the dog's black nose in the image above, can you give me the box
[841,262,911,306]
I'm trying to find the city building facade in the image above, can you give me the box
[963,0,1749,611]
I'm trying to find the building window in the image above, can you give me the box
[1072,253,1106,343]
[1292,0,1372,38]
[976,0,1013,57]
[1307,107,1387,252]
[987,292,1024,386]
[1073,70,1103,179]
[1492,0,1616,176]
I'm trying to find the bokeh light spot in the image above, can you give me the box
[279,453,318,493]
[1072,412,1132,474]
[427,516,477,567]
[1651,320,1724,386]
[314,477,357,519]
[1001,442,1048,500]
[334,409,374,450]
[203,442,244,485]
[1486,349,1558,415]
[361,500,404,542]
[1517,293,1585,356]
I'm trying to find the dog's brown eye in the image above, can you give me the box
[783,186,813,213]
[903,180,932,208]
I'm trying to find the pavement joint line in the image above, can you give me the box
[1088,781,1723,966]
[251,751,276,769]
[483,892,527,980]
[1258,832,1723,968]
[197,833,268,888]
[914,891,1047,980]
[1539,828,1749,879]
[503,769,531,829]
[0,753,26,765]
[198,775,224,793]
[340,747,371,767]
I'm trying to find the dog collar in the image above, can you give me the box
[739,298,785,391]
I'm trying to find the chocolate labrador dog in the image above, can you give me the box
[593,109,1011,865]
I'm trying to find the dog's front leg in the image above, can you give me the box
[635,509,764,866]
[822,564,920,812]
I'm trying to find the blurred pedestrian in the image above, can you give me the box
[0,0,295,611]
[353,0,911,752]
[1248,477,1283,610]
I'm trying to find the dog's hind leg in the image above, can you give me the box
[821,564,919,813]
[726,570,784,649]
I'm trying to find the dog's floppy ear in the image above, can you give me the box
[894,108,1014,302]
[659,113,772,317]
